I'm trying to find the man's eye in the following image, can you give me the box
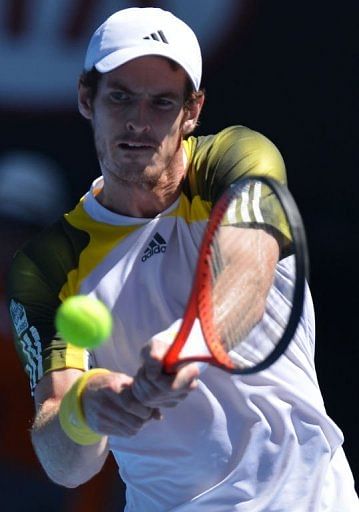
[110,91,129,102]
[154,98,174,108]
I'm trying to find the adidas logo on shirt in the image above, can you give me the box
[141,232,167,262]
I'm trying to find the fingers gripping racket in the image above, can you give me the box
[163,176,309,375]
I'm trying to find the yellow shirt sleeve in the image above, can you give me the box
[184,125,287,202]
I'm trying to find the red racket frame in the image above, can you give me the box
[163,177,308,374]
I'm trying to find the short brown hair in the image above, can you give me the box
[79,59,204,109]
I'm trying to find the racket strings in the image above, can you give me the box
[193,177,305,373]
[164,177,306,374]
[205,183,295,368]
[209,226,266,352]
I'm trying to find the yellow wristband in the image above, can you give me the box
[59,368,111,446]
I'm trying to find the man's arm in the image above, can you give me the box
[32,355,200,488]
[32,368,110,488]
[31,367,154,487]
[213,226,280,344]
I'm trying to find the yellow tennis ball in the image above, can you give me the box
[55,295,113,349]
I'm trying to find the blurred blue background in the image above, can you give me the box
[0,1,357,510]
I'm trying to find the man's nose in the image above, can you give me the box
[125,100,151,133]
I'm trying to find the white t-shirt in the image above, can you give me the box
[10,127,358,511]
[79,181,358,512]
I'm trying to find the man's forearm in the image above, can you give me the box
[31,397,109,488]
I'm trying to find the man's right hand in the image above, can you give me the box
[82,371,160,438]
[131,338,200,408]
[83,338,199,438]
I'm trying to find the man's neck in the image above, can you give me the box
[95,148,188,218]
[96,177,184,218]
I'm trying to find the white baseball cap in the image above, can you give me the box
[84,7,202,91]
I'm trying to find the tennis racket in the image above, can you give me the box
[163,176,309,375]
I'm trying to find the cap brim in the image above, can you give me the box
[93,46,199,91]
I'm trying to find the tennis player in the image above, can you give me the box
[7,7,359,511]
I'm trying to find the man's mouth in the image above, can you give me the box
[118,142,155,151]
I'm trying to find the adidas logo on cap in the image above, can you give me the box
[141,232,167,262]
[143,30,169,44]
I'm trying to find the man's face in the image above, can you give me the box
[82,56,196,187]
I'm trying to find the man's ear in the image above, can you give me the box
[182,93,205,136]
[78,82,93,120]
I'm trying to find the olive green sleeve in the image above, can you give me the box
[187,125,287,202]
[184,126,290,253]
[6,219,90,394]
